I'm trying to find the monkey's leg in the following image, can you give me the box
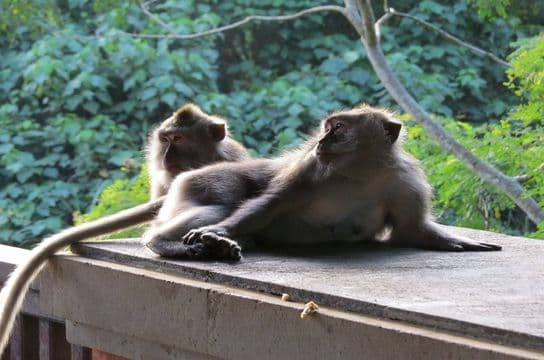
[390,220,502,251]
[143,205,241,260]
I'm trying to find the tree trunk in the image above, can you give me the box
[343,0,544,225]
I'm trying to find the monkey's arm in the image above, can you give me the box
[183,182,308,245]
[0,197,164,354]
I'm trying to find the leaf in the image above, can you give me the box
[287,103,304,117]
[0,143,14,154]
[141,88,157,101]
[320,58,348,75]
[109,150,136,166]
[174,83,194,97]
[161,92,177,107]
[342,51,359,64]
[65,95,83,111]
[43,167,59,178]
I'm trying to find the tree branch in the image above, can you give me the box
[122,5,346,40]
[138,0,178,35]
[514,163,544,183]
[344,0,543,225]
[47,1,539,224]
[375,6,510,67]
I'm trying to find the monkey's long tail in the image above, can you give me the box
[0,198,164,354]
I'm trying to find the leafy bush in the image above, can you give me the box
[1,0,543,246]
[76,165,151,239]
[405,118,543,237]
[0,104,140,246]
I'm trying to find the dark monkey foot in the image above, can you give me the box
[419,235,502,252]
[440,238,502,251]
[183,227,241,261]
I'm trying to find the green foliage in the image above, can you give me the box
[466,0,510,20]
[405,117,543,237]
[0,104,140,246]
[403,35,544,239]
[467,0,544,26]
[76,165,151,238]
[506,35,544,127]
[1,0,543,246]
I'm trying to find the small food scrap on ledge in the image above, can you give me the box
[300,301,319,319]
[281,293,291,302]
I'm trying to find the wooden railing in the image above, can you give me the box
[1,314,89,360]
[0,284,92,360]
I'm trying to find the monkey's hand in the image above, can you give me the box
[183,226,241,261]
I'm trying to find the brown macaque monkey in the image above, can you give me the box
[0,104,249,354]
[143,105,501,260]
[147,103,248,199]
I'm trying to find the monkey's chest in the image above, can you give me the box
[274,192,386,244]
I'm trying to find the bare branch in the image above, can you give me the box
[514,174,531,183]
[374,7,393,38]
[375,11,393,29]
[142,0,160,7]
[121,5,346,40]
[514,163,544,183]
[383,0,389,13]
[377,8,510,67]
[138,0,178,35]
[353,0,378,47]
[344,0,543,225]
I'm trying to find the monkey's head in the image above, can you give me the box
[154,104,227,172]
[315,105,402,162]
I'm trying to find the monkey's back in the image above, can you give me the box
[173,158,281,207]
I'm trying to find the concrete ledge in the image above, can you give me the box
[71,226,544,354]
[41,255,542,360]
[2,226,543,359]
[66,322,216,360]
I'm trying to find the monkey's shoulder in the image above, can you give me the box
[218,137,250,160]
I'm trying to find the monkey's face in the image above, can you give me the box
[315,115,361,159]
[158,121,226,172]
[315,109,402,161]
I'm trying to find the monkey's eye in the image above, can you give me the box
[172,135,183,143]
[159,136,168,143]
[334,122,344,130]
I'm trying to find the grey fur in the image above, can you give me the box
[144,105,502,259]
[147,104,248,200]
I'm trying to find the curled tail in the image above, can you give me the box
[0,198,163,354]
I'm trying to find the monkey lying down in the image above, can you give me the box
[0,104,501,354]
[142,105,501,259]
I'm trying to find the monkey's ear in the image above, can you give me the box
[209,123,226,142]
[383,118,402,143]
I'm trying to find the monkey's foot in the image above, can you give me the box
[183,226,229,244]
[144,234,207,258]
[437,238,502,251]
[398,235,502,252]
[183,227,241,261]
[201,232,242,261]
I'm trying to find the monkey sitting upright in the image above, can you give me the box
[0,104,249,353]
[143,105,501,260]
[148,103,248,200]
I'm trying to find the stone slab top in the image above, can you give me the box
[71,226,544,351]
